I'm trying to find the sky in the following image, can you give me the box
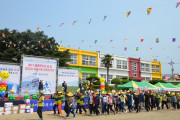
[1,0,180,74]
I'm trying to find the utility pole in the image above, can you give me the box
[168,60,175,78]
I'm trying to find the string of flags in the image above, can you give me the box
[147,8,152,15]
[127,11,131,18]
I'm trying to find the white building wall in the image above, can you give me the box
[140,59,152,81]
[98,52,129,84]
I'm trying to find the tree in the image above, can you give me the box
[129,77,134,81]
[102,54,113,84]
[0,28,71,67]
[121,77,128,80]
[111,78,121,87]
[121,80,130,84]
[86,75,100,90]
[149,80,166,85]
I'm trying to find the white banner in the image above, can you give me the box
[58,69,79,87]
[0,64,20,94]
[21,56,57,94]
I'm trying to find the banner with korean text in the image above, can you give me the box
[0,64,20,94]
[21,56,57,95]
[58,69,79,93]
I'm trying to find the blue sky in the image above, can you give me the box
[1,0,180,74]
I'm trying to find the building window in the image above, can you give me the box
[152,65,155,72]
[82,73,88,82]
[141,63,145,71]
[70,54,77,64]
[116,60,122,69]
[82,55,89,65]
[145,64,150,72]
[156,65,159,72]
[132,62,137,71]
[100,74,106,80]
[117,60,127,69]
[116,75,122,79]
[132,73,137,77]
[107,75,113,84]
[100,58,105,67]
[90,56,96,66]
[146,77,150,81]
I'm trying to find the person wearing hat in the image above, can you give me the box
[138,92,144,111]
[155,92,161,111]
[79,93,87,114]
[126,91,133,112]
[144,92,150,112]
[101,91,108,115]
[107,93,115,115]
[88,91,95,116]
[161,92,169,109]
[53,93,59,114]
[134,93,140,113]
[65,93,76,119]
[74,92,81,114]
[37,91,44,120]
[94,92,100,115]
[57,92,64,115]
[171,92,177,110]
[119,92,127,113]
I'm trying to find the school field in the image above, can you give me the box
[1,107,180,120]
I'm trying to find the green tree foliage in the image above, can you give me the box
[149,80,166,85]
[111,78,121,87]
[86,75,100,89]
[121,77,128,80]
[0,28,71,67]
[129,77,134,81]
[121,80,130,84]
[101,54,114,83]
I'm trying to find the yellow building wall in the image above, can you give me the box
[151,61,162,80]
[58,47,98,79]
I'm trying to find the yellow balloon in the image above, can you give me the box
[0,71,10,80]
[100,78,105,83]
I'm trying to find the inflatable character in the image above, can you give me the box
[0,71,9,98]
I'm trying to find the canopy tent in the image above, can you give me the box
[135,81,160,90]
[155,82,180,91]
[176,84,180,87]
[116,81,138,89]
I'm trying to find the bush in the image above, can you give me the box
[121,80,130,84]
[108,86,115,91]
[92,85,100,89]
[121,77,128,80]
[149,80,166,85]
[129,77,134,81]
[111,78,121,84]
[83,82,88,85]
[93,80,100,85]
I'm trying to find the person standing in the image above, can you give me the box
[126,91,133,112]
[134,93,140,113]
[53,93,59,114]
[57,92,64,116]
[94,92,100,115]
[171,92,177,110]
[155,92,161,111]
[161,92,169,109]
[138,92,144,111]
[62,81,67,93]
[120,92,127,113]
[39,80,43,92]
[74,92,81,114]
[79,93,87,114]
[88,91,95,116]
[144,92,150,112]
[65,93,76,119]
[107,93,115,115]
[101,92,108,115]
[37,91,44,120]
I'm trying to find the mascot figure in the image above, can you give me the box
[0,71,9,98]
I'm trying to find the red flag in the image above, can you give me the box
[141,39,144,42]
[42,45,44,48]
[36,27,39,30]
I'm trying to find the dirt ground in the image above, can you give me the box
[1,107,180,120]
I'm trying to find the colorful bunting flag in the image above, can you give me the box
[124,47,127,51]
[150,47,153,50]
[103,16,107,21]
[176,2,180,8]
[112,47,114,48]
[36,27,39,30]
[141,39,144,42]
[72,21,76,25]
[172,38,176,42]
[127,11,131,18]
[89,18,92,24]
[124,39,127,42]
[42,45,44,48]
[136,47,139,51]
[156,38,159,43]
[60,23,64,27]
[95,40,98,43]
[110,40,113,42]
[147,8,152,15]
[2,33,5,37]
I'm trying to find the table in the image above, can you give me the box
[0,100,25,107]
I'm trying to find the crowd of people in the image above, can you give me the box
[44,90,180,119]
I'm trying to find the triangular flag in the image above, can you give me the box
[72,21,76,25]
[103,16,107,21]
[172,38,176,42]
[176,2,180,8]
[136,47,139,51]
[42,45,44,48]
[111,47,114,48]
[60,23,64,27]
[95,40,98,43]
[2,33,5,37]
[110,40,113,42]
[141,39,144,42]
[124,39,127,42]
[36,27,39,30]
[124,47,127,51]
[156,38,159,43]
[147,8,152,15]
[127,11,131,18]
[89,18,92,24]
[150,47,153,50]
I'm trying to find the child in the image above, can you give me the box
[134,93,140,113]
